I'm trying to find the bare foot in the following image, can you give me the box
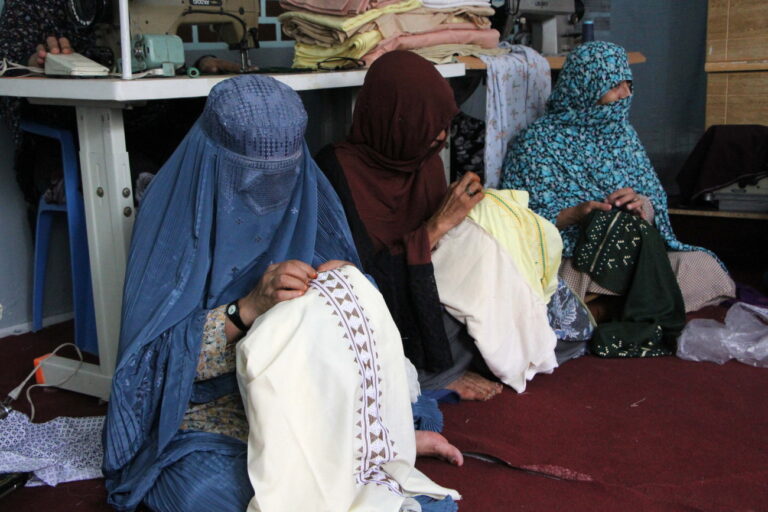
[416,431,464,466]
[445,371,503,401]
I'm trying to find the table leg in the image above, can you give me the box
[40,106,134,400]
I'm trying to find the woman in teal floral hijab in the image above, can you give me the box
[501,41,734,315]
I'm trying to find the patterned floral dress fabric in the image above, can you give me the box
[479,44,550,188]
[450,111,486,181]
[546,278,594,343]
[500,41,709,259]
[180,305,249,442]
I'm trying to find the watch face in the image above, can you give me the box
[227,304,237,315]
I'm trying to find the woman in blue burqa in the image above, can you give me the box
[501,42,735,323]
[103,75,462,512]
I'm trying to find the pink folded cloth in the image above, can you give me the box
[362,28,499,65]
[279,0,401,16]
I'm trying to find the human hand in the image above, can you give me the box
[238,260,317,326]
[426,171,484,248]
[316,260,355,273]
[635,194,654,223]
[555,200,612,229]
[605,187,643,215]
[29,36,74,68]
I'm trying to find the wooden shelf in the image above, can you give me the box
[457,51,646,70]
[706,0,768,70]
[705,60,768,73]
[668,208,768,221]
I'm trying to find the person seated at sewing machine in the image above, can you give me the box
[0,0,242,76]
[103,74,461,512]
[0,0,244,222]
[500,42,736,356]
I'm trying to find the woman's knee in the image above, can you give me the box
[143,450,252,512]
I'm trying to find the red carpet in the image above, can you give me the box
[3,319,767,511]
[417,457,699,511]
[419,355,768,511]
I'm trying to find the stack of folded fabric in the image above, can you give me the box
[280,0,403,16]
[279,0,504,69]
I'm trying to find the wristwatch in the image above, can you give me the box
[225,300,249,332]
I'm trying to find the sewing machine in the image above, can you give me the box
[499,0,579,56]
[86,0,260,72]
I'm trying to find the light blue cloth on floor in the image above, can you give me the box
[0,410,103,486]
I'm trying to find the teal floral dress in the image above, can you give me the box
[500,41,707,259]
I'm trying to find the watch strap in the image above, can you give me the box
[225,301,249,332]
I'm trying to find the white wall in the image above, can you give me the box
[0,123,73,335]
[608,0,707,192]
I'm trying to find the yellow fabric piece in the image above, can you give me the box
[279,0,421,36]
[411,44,507,63]
[432,219,557,392]
[293,30,383,68]
[468,189,563,301]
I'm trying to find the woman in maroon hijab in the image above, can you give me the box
[316,51,502,400]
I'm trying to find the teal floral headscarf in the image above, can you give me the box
[500,41,704,258]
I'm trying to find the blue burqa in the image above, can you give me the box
[103,75,361,511]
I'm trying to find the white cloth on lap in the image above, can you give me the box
[236,265,458,512]
[431,219,558,392]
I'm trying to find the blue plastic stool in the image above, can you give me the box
[23,120,98,356]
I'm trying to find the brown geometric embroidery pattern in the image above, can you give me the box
[309,269,403,496]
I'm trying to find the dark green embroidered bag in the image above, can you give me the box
[574,210,685,358]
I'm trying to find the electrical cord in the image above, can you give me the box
[0,58,43,77]
[2,342,84,421]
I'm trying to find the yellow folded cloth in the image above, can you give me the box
[293,30,384,68]
[412,44,507,63]
[375,5,493,37]
[468,189,563,301]
[279,0,421,36]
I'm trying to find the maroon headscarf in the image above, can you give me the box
[334,51,459,265]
